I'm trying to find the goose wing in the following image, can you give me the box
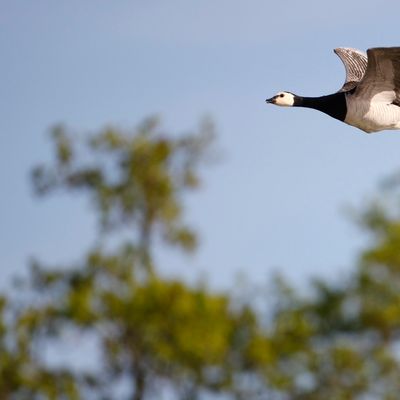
[354,47,400,104]
[334,47,368,92]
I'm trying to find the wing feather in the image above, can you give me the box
[334,47,368,92]
[355,47,400,104]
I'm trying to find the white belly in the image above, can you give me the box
[345,96,400,133]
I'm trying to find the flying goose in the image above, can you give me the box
[266,47,400,133]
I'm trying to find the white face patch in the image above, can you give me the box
[272,91,295,107]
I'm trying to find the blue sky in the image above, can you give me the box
[2,1,400,290]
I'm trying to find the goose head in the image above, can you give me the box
[266,91,296,107]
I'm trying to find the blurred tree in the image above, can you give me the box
[28,249,269,400]
[19,118,267,400]
[3,116,400,399]
[32,117,213,266]
[257,195,400,399]
[0,295,85,399]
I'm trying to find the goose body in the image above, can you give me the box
[266,47,400,133]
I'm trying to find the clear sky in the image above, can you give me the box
[3,0,400,291]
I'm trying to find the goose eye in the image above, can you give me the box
[279,94,284,98]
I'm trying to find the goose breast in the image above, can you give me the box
[345,93,400,133]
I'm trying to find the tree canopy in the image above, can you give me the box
[2,118,400,399]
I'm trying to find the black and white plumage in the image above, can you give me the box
[266,47,400,133]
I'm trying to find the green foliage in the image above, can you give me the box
[31,117,212,255]
[27,245,266,398]
[3,117,400,399]
[21,118,269,400]
[0,295,83,399]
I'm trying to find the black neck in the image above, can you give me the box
[294,92,347,122]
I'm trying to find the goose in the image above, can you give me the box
[266,47,400,133]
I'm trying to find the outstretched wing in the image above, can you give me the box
[334,47,368,92]
[354,47,400,105]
